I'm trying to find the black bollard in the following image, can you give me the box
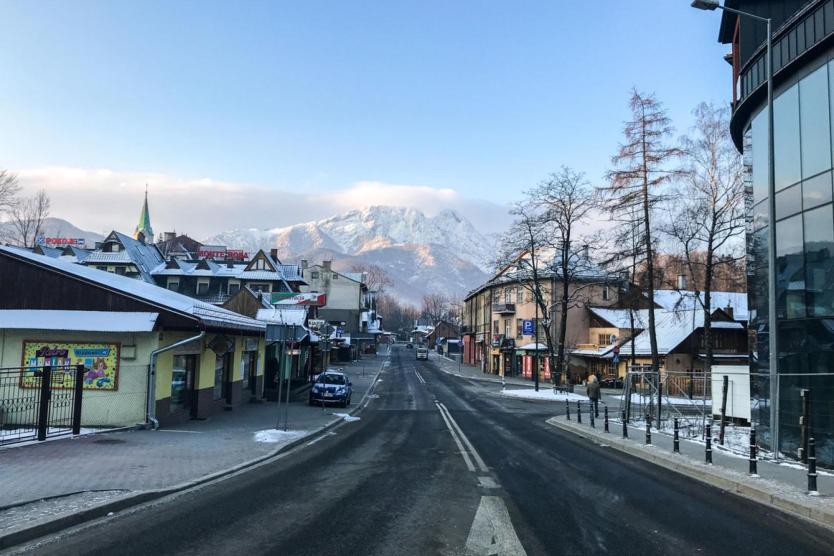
[622,411,628,439]
[673,418,680,453]
[590,405,595,428]
[808,437,819,494]
[577,401,582,424]
[645,418,652,445]
[566,399,571,421]
[749,428,758,476]
[604,406,609,433]
[705,423,713,464]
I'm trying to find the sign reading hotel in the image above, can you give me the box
[36,236,86,248]
[21,341,120,390]
[197,249,249,260]
[271,292,327,306]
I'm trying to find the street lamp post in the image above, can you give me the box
[691,0,777,455]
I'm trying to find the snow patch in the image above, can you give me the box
[253,429,307,443]
[333,413,361,422]
[501,389,589,402]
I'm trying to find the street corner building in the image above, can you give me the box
[717,0,834,461]
[0,245,266,433]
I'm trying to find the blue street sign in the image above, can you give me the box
[336,327,344,334]
[522,320,535,335]
[612,355,620,364]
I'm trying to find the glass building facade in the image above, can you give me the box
[747,56,834,463]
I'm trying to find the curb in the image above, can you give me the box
[0,364,384,551]
[546,416,834,532]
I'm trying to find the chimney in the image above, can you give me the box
[724,304,734,319]
[270,248,279,261]
[323,260,332,271]
[301,259,308,270]
[677,274,687,290]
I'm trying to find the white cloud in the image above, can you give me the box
[12,166,511,239]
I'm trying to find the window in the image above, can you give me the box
[804,204,834,316]
[803,171,833,210]
[774,83,801,190]
[776,214,805,319]
[96,266,107,271]
[249,283,270,293]
[598,334,613,346]
[801,64,831,178]
[516,287,523,304]
[751,109,769,205]
[776,183,802,220]
[602,285,610,301]
[503,319,511,337]
[114,267,126,275]
[228,283,240,295]
[516,319,523,339]
[311,271,320,280]
[197,282,209,296]
[167,280,179,291]
[171,355,195,412]
[493,320,499,335]
[213,354,227,401]
[332,273,338,279]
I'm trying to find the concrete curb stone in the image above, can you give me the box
[546,416,834,531]
[0,363,385,551]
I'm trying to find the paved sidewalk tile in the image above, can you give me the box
[0,358,383,509]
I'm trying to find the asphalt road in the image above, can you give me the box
[14,346,834,555]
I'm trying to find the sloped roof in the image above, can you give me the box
[614,309,742,357]
[590,308,651,330]
[0,310,159,332]
[653,290,748,322]
[0,246,265,332]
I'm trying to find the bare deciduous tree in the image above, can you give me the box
[420,293,450,324]
[349,263,392,294]
[664,102,745,378]
[0,170,21,242]
[604,90,680,381]
[9,189,51,248]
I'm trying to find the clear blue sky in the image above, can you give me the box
[0,0,730,205]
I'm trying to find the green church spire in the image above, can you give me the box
[134,184,154,243]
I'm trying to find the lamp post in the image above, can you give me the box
[691,0,777,455]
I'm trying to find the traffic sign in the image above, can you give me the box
[522,320,535,335]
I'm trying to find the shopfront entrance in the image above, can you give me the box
[171,354,198,419]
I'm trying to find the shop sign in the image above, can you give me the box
[271,292,327,306]
[36,236,86,248]
[244,338,259,352]
[21,341,120,390]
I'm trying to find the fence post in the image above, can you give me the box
[604,406,609,433]
[577,400,582,424]
[590,404,595,428]
[645,416,651,445]
[799,389,811,463]
[705,423,713,464]
[719,375,729,446]
[808,437,819,495]
[749,428,758,476]
[673,418,679,453]
[622,410,628,439]
[565,399,571,421]
[37,366,52,442]
[72,364,84,435]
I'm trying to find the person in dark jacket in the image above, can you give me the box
[587,374,601,417]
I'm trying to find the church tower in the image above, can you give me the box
[134,185,154,244]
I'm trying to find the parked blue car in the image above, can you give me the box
[309,370,352,407]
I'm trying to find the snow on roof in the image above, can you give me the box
[653,290,748,321]
[589,308,651,330]
[0,310,159,332]
[256,306,308,326]
[615,309,742,357]
[0,246,265,332]
[517,342,548,350]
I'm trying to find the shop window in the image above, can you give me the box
[171,355,195,412]
[213,354,227,401]
[804,204,834,316]
[801,64,832,178]
[774,84,801,191]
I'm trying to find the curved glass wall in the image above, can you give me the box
[747,59,834,462]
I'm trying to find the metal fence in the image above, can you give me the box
[0,364,84,446]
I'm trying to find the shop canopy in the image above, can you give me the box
[0,310,159,332]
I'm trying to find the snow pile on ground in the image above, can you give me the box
[253,429,307,443]
[612,393,712,407]
[333,413,361,422]
[501,388,588,402]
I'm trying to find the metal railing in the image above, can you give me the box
[0,364,84,446]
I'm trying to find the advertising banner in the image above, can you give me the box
[21,341,120,390]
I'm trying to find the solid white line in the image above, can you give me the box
[437,402,489,473]
[435,401,475,472]
[415,370,426,384]
[305,431,336,446]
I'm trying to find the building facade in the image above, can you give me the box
[718,0,834,460]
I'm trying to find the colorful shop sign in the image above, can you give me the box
[36,236,86,247]
[21,341,120,390]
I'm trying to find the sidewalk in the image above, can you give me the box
[429,351,537,387]
[0,357,384,547]
[548,412,834,530]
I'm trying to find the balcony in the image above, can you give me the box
[492,303,516,314]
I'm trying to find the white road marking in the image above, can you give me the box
[156,430,204,434]
[437,402,489,473]
[435,401,475,472]
[465,496,527,555]
[306,431,337,446]
[477,476,500,489]
[415,370,426,384]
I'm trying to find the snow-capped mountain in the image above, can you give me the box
[204,206,496,305]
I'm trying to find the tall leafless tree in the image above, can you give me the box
[420,292,450,324]
[0,170,21,242]
[664,102,745,379]
[349,263,392,294]
[9,189,51,248]
[604,90,680,382]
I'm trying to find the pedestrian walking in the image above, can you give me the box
[587,374,601,418]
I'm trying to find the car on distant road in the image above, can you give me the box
[599,376,624,389]
[309,370,352,407]
[416,347,428,360]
